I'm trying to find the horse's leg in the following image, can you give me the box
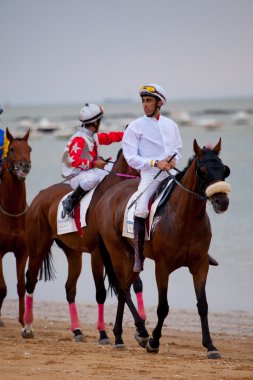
[191,265,221,359]
[91,249,111,345]
[133,275,146,320]
[113,289,126,349]
[0,256,7,327]
[64,249,86,342]
[146,262,169,353]
[15,249,28,327]
[22,240,53,339]
[124,288,149,348]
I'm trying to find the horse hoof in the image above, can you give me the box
[134,332,149,348]
[207,350,221,359]
[99,338,112,345]
[73,333,86,343]
[113,343,126,350]
[0,319,5,327]
[21,328,34,339]
[146,340,159,353]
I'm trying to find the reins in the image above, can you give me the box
[167,172,208,201]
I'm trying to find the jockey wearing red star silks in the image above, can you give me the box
[61,103,123,218]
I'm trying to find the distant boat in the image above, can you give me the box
[18,118,36,131]
[173,111,192,126]
[13,126,43,140]
[36,118,63,133]
[54,125,77,139]
[231,111,251,125]
[198,118,224,130]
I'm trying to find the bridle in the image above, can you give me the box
[167,153,229,201]
[0,202,28,217]
[167,171,208,201]
[5,138,31,178]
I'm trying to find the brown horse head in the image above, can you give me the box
[193,139,231,214]
[5,128,31,180]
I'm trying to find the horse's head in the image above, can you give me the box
[193,138,231,213]
[5,128,32,180]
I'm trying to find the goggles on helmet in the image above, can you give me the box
[139,85,166,102]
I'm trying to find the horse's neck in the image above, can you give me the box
[105,154,130,187]
[0,169,26,211]
[166,161,206,218]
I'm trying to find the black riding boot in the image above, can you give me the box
[62,186,87,217]
[133,216,146,272]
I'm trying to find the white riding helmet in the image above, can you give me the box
[79,103,104,124]
[139,83,167,105]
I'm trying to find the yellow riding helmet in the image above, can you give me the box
[139,83,167,105]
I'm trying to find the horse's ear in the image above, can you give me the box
[6,127,13,143]
[23,129,30,141]
[193,139,202,157]
[212,138,221,155]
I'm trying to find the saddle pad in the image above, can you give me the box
[57,188,96,235]
[122,179,173,240]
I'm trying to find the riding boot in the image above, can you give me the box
[133,216,146,272]
[62,185,87,218]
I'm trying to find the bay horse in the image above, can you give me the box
[93,139,231,358]
[0,128,31,327]
[22,149,147,343]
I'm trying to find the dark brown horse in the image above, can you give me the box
[93,139,231,357]
[22,150,147,343]
[0,128,31,326]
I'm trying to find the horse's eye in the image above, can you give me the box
[29,147,32,152]
[10,148,14,153]
[197,166,207,176]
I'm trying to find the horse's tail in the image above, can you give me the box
[99,239,119,297]
[39,248,56,281]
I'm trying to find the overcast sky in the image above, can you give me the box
[1,0,253,105]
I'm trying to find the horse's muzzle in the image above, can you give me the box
[14,161,31,179]
[210,192,230,214]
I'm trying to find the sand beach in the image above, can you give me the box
[0,300,253,380]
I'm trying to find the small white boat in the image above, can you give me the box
[198,118,224,131]
[231,111,251,125]
[172,111,192,126]
[18,118,37,130]
[36,118,62,133]
[54,125,77,139]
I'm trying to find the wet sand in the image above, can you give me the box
[0,300,253,380]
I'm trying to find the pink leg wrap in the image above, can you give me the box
[69,303,80,332]
[97,304,105,331]
[23,293,34,325]
[136,292,147,321]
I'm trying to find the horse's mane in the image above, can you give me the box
[116,148,123,161]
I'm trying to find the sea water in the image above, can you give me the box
[1,98,253,313]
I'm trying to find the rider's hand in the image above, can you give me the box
[156,157,176,171]
[93,158,107,169]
